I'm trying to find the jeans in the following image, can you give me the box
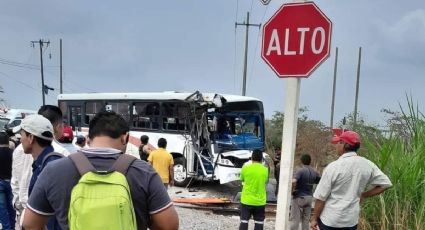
[0,180,16,230]
[239,204,265,230]
[289,196,313,230]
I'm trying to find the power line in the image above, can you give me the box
[0,71,56,100]
[0,58,40,70]
[0,57,59,70]
[0,71,38,91]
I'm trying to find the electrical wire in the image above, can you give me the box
[0,71,56,100]
[0,57,59,70]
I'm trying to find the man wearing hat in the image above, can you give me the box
[14,114,63,230]
[310,131,392,230]
[11,105,70,229]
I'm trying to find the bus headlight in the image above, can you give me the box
[219,158,234,166]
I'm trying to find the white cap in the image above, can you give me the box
[13,114,54,141]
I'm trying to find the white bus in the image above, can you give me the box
[58,91,266,186]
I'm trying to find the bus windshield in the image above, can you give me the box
[208,100,264,151]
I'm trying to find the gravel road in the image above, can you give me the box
[168,180,277,230]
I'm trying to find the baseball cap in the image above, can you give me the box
[59,125,74,142]
[13,114,54,141]
[331,130,360,146]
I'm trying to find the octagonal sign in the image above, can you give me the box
[261,2,332,78]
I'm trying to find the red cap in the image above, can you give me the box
[59,125,74,142]
[331,131,360,146]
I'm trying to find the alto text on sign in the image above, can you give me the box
[261,2,332,77]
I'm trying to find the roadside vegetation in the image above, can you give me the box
[358,98,425,229]
[265,97,425,229]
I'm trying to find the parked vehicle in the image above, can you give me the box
[0,109,36,130]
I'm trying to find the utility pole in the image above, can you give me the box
[60,39,63,94]
[330,47,339,128]
[31,39,50,106]
[236,12,261,96]
[353,47,362,129]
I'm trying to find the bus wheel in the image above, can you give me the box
[173,157,191,187]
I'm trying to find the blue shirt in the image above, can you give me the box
[29,145,63,230]
[29,145,58,195]
[293,165,320,198]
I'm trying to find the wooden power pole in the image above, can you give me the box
[236,12,261,96]
[31,39,50,106]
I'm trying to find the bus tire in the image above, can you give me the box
[173,157,191,187]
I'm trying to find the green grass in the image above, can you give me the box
[358,98,425,229]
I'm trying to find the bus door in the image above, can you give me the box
[69,106,82,131]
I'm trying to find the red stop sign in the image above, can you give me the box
[262,2,332,78]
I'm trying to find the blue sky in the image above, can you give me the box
[0,0,423,126]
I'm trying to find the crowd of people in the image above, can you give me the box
[0,104,393,230]
[0,105,179,230]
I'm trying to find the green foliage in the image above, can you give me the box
[265,107,333,167]
[359,97,425,229]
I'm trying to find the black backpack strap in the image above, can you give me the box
[69,152,95,176]
[41,152,64,168]
[111,154,137,175]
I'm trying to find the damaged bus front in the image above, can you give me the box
[179,92,266,186]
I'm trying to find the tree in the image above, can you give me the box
[265,107,334,168]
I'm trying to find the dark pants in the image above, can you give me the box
[0,180,16,230]
[239,204,265,230]
[318,218,357,230]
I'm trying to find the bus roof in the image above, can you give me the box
[57,92,261,103]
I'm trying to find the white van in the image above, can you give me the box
[0,109,36,130]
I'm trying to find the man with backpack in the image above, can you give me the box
[23,111,179,230]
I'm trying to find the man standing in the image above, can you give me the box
[0,132,15,230]
[148,138,174,188]
[11,105,69,229]
[239,149,269,230]
[14,114,64,229]
[139,135,155,161]
[310,131,392,230]
[22,111,179,230]
[289,154,320,230]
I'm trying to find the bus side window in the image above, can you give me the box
[132,102,160,130]
[85,101,103,125]
[162,102,189,131]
